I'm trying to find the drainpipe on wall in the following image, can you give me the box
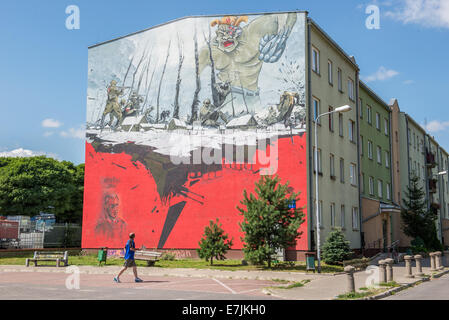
[355,70,363,251]
[306,16,314,253]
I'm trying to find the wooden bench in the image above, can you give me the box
[26,251,68,267]
[133,250,162,266]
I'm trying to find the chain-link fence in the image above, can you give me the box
[0,220,81,249]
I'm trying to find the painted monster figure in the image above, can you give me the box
[199,13,297,116]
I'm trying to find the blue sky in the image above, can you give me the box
[1,0,448,164]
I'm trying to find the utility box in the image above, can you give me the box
[305,252,316,272]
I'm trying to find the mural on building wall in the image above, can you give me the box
[83,12,309,250]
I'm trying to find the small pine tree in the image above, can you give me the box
[197,219,233,265]
[321,228,353,265]
[237,175,305,268]
[401,174,441,251]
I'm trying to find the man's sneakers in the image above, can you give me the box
[113,277,121,283]
[135,277,143,283]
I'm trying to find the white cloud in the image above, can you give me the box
[42,118,63,128]
[422,120,449,132]
[362,66,399,82]
[385,0,449,28]
[0,148,58,159]
[60,125,85,139]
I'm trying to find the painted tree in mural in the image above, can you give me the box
[401,174,442,251]
[156,41,171,123]
[197,219,233,265]
[173,36,184,120]
[237,175,305,268]
[190,31,201,124]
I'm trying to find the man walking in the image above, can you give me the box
[114,233,143,283]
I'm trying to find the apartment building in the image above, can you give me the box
[359,82,399,253]
[307,18,361,250]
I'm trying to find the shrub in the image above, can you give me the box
[197,219,233,265]
[321,228,353,265]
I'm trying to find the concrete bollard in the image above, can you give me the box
[414,255,424,277]
[344,265,356,293]
[435,251,444,270]
[385,258,394,282]
[378,260,387,284]
[404,255,414,278]
[430,252,437,272]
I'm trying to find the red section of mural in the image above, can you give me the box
[82,134,308,250]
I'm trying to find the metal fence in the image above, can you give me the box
[0,221,81,249]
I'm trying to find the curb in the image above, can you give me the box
[361,278,430,300]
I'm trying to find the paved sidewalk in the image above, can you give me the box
[0,257,446,300]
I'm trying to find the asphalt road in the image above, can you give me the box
[0,271,281,300]
[384,274,449,300]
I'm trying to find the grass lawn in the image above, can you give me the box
[0,253,343,273]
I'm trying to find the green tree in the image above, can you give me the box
[197,219,233,265]
[401,174,441,251]
[237,175,305,268]
[0,156,84,223]
[321,228,353,265]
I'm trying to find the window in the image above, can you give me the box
[339,113,344,137]
[330,154,335,178]
[386,183,391,200]
[349,120,355,142]
[350,163,357,186]
[328,106,334,131]
[377,146,382,164]
[369,176,374,195]
[368,140,373,160]
[328,60,333,84]
[340,158,345,183]
[341,205,346,228]
[384,118,389,135]
[337,68,342,91]
[352,207,359,230]
[367,106,372,124]
[330,203,336,227]
[378,180,383,198]
[313,97,321,124]
[348,78,355,101]
[376,112,380,130]
[385,151,390,168]
[312,47,320,74]
[361,173,365,193]
[360,135,364,156]
[359,98,363,118]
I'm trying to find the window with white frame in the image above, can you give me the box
[386,183,391,200]
[340,158,345,183]
[328,60,333,84]
[367,106,372,124]
[350,163,357,186]
[313,147,322,174]
[378,180,383,198]
[330,203,335,227]
[312,47,320,74]
[359,98,363,118]
[352,207,359,230]
[360,135,364,156]
[313,97,321,124]
[384,118,389,135]
[341,205,345,228]
[368,140,373,159]
[339,113,344,137]
[330,154,335,178]
[377,146,382,164]
[337,68,342,91]
[385,151,390,168]
[348,78,355,101]
[361,173,365,193]
[349,120,355,142]
[328,106,334,131]
[369,176,374,195]
[376,112,381,130]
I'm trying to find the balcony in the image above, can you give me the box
[426,151,436,168]
[429,178,438,193]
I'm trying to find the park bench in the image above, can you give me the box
[133,250,162,266]
[25,251,68,267]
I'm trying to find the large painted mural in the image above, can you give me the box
[83,12,309,251]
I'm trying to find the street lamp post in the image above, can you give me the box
[314,105,352,273]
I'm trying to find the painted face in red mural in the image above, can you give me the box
[95,193,127,240]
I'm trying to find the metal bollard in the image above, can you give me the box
[414,255,424,277]
[430,252,437,271]
[378,260,387,284]
[384,258,394,282]
[344,265,356,293]
[404,255,414,278]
